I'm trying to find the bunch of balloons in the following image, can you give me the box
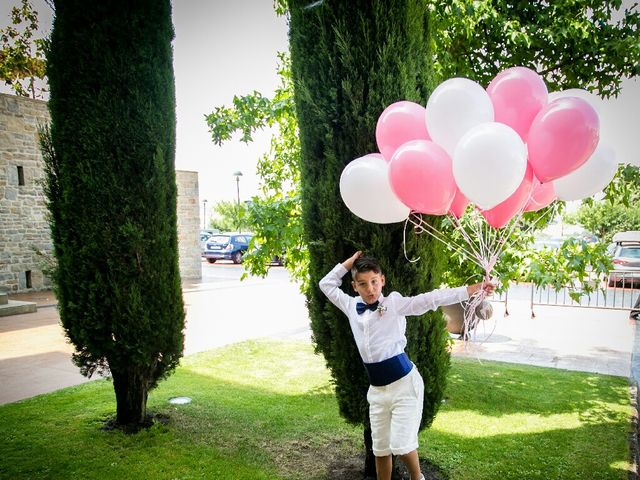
[339,66,618,230]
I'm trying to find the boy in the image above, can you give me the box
[319,251,494,480]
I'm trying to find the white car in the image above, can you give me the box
[607,231,640,288]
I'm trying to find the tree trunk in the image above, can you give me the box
[364,421,376,478]
[111,368,149,427]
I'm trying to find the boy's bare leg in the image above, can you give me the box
[376,452,422,480]
[400,450,422,480]
[375,455,392,480]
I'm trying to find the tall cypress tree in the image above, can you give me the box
[288,0,449,474]
[44,0,184,429]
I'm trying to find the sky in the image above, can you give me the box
[171,1,288,213]
[0,0,290,225]
[1,1,638,226]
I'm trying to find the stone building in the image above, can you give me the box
[176,170,201,279]
[0,93,201,293]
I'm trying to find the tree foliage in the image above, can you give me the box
[526,238,612,302]
[602,163,640,206]
[44,0,184,430]
[208,199,251,233]
[206,53,307,282]
[429,0,640,98]
[287,1,448,474]
[0,0,47,98]
[566,198,640,243]
[562,163,640,243]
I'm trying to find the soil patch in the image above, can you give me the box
[325,454,448,480]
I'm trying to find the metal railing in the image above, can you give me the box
[494,270,640,314]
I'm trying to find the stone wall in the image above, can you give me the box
[176,170,201,279]
[0,93,201,292]
[0,94,52,292]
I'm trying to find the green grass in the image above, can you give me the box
[426,360,632,480]
[0,340,633,480]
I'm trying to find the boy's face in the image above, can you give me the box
[352,270,385,305]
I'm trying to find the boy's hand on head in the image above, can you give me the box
[342,251,362,271]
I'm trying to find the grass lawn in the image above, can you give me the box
[0,339,633,480]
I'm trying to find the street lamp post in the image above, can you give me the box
[233,171,243,232]
[202,199,208,230]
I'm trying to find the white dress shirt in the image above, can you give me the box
[319,264,469,364]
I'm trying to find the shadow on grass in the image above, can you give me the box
[0,340,633,480]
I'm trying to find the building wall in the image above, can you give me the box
[0,93,200,293]
[176,170,202,279]
[0,94,52,292]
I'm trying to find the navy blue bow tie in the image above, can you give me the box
[356,301,379,315]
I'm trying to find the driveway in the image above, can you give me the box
[0,262,635,404]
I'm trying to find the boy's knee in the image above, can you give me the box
[373,447,393,457]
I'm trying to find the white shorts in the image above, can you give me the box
[367,366,424,457]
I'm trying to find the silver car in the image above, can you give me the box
[607,231,640,288]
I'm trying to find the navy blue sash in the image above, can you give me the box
[364,352,413,386]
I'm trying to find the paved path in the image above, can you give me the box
[1,265,636,405]
[452,299,634,378]
[0,266,310,404]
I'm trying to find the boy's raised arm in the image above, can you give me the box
[319,251,362,316]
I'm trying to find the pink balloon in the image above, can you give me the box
[524,178,556,212]
[449,188,469,218]
[376,101,431,161]
[486,66,548,142]
[389,140,455,215]
[481,163,534,229]
[527,97,600,183]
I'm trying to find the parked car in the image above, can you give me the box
[200,232,211,252]
[202,233,253,264]
[200,229,220,251]
[606,231,640,287]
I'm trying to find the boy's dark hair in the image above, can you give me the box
[351,256,382,278]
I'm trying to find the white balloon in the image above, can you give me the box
[553,145,618,201]
[453,122,527,210]
[597,80,640,166]
[339,154,411,224]
[425,77,495,156]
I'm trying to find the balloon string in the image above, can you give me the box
[403,215,421,263]
[448,211,497,277]
[462,289,486,343]
[406,197,560,349]
[409,217,482,268]
[490,200,559,264]
[447,213,490,269]
[408,213,487,270]
[450,214,485,263]
[462,288,499,348]
[408,214,470,261]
